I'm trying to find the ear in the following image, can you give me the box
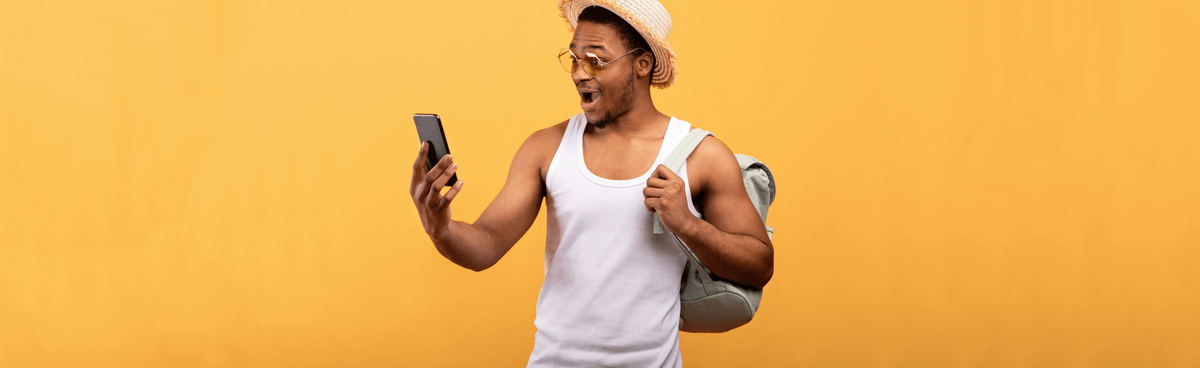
[635,51,655,79]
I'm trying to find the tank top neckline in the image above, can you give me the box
[574,116,684,188]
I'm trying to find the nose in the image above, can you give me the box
[571,60,592,84]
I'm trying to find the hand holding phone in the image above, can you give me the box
[411,113,463,240]
[414,113,457,186]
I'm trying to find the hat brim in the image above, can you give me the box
[559,0,678,88]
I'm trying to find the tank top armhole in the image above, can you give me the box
[677,121,703,219]
[544,115,581,189]
[680,162,703,219]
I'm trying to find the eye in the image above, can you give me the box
[584,52,606,66]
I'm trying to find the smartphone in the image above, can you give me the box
[414,113,458,187]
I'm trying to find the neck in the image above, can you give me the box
[594,88,670,137]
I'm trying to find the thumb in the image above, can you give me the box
[655,164,679,180]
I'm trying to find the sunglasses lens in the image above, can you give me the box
[559,51,577,73]
[558,50,604,76]
[582,57,601,76]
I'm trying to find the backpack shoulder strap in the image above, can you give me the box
[653,128,713,234]
[663,128,713,173]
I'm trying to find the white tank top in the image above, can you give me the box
[528,114,703,367]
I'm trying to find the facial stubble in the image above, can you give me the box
[586,68,637,129]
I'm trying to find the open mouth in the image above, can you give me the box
[580,91,600,110]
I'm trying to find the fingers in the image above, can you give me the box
[646,165,682,214]
[429,162,458,194]
[421,154,455,191]
[642,186,664,198]
[410,142,429,196]
[644,197,659,213]
[422,158,460,211]
[647,165,680,188]
[440,180,465,207]
[654,164,680,180]
[646,177,668,188]
[413,142,429,177]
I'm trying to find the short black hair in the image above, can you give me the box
[577,6,653,63]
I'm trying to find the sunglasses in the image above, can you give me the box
[558,48,644,77]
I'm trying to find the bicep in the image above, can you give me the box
[692,138,773,246]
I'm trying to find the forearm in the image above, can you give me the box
[674,217,773,288]
[430,220,504,272]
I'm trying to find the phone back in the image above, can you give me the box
[414,114,457,186]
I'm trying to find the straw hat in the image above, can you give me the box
[558,0,678,88]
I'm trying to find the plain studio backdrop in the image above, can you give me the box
[1,0,1197,367]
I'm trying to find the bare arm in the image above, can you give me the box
[643,136,774,288]
[410,124,564,271]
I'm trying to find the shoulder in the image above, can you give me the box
[686,127,737,168]
[514,119,570,179]
[521,119,569,156]
[684,127,742,190]
[528,119,569,145]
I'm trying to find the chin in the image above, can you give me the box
[584,111,611,128]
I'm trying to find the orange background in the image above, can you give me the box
[1,0,1198,367]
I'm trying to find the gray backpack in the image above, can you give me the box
[652,128,776,333]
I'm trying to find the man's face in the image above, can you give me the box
[569,21,638,128]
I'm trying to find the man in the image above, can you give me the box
[409,1,773,366]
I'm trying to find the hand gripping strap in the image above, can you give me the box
[653,128,713,234]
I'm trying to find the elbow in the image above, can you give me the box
[750,247,774,289]
[741,259,772,289]
[724,252,773,289]
[459,258,497,272]
[466,263,493,272]
[458,246,502,272]
[717,240,774,288]
[437,248,495,272]
[753,264,773,289]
